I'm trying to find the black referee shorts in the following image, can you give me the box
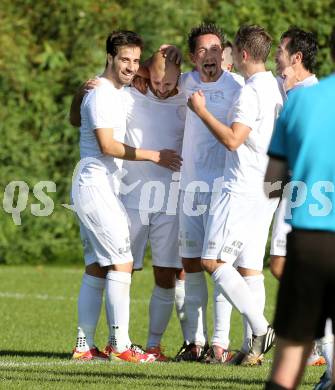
[274,228,335,342]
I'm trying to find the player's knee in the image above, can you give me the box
[270,256,285,280]
[154,266,176,289]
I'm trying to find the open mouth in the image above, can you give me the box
[122,72,133,78]
[203,63,216,70]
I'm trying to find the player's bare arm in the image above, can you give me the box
[188,90,251,151]
[264,156,288,198]
[95,128,182,171]
[137,56,151,78]
[69,82,89,127]
[69,79,98,127]
[131,74,149,94]
[130,57,151,94]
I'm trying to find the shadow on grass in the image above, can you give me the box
[0,366,266,389]
[0,364,319,388]
[0,350,71,359]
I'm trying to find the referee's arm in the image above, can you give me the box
[264,155,288,199]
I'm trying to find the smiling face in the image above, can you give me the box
[108,45,141,87]
[275,37,293,76]
[190,34,223,82]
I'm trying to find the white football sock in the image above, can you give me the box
[321,319,334,377]
[147,285,175,349]
[211,285,232,349]
[241,274,266,353]
[105,270,131,353]
[184,271,208,346]
[211,264,268,336]
[175,278,189,342]
[77,273,105,351]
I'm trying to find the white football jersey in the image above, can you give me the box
[122,87,186,211]
[78,77,127,190]
[179,70,244,192]
[224,71,284,195]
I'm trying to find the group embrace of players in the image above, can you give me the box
[69,22,335,389]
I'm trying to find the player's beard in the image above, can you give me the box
[154,90,169,99]
[201,63,220,80]
[155,89,177,99]
[150,83,178,99]
[118,71,135,85]
[111,63,135,87]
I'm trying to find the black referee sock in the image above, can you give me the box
[264,381,289,390]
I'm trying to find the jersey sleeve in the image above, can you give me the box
[86,86,115,130]
[230,85,259,130]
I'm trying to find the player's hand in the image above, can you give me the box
[132,75,148,95]
[159,44,182,65]
[188,90,207,116]
[153,149,183,171]
[83,78,101,92]
[282,66,298,92]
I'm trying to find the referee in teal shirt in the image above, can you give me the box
[264,28,335,390]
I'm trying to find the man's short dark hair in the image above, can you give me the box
[330,27,335,61]
[188,23,225,54]
[281,27,318,73]
[106,30,143,57]
[234,25,272,63]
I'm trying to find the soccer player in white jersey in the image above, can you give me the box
[188,25,283,366]
[162,24,244,361]
[121,52,187,361]
[70,31,181,362]
[216,27,323,367]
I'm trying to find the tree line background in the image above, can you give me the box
[0,0,334,264]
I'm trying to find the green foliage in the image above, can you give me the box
[0,0,334,264]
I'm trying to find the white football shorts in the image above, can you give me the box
[202,191,279,271]
[126,208,181,270]
[179,191,215,258]
[72,182,133,267]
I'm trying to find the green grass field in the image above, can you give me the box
[0,265,323,389]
